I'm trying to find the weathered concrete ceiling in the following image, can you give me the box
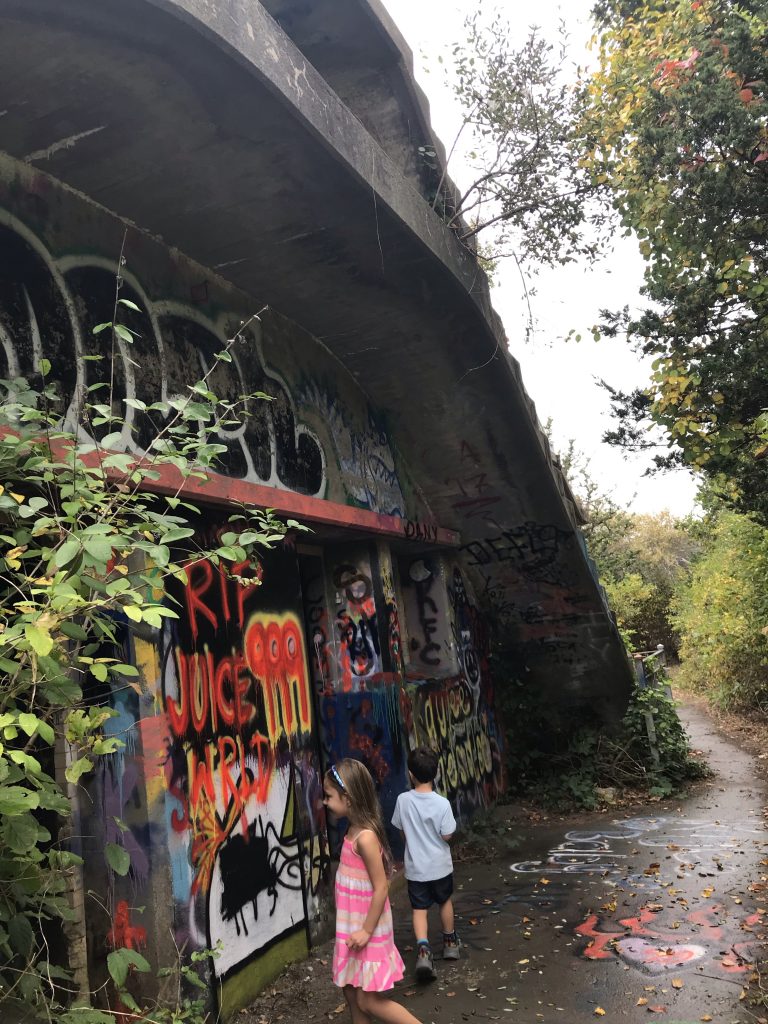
[0,0,631,715]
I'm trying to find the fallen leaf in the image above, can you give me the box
[637,998,649,1006]
[671,979,683,989]
[539,878,551,885]
[447,992,456,997]
[647,1007,667,1014]
[701,887,714,898]
[333,1005,346,1015]
[700,1016,712,1022]
[594,1009,606,1017]
[517,959,530,965]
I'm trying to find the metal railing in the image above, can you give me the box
[630,645,671,769]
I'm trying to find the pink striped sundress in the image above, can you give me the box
[332,832,405,991]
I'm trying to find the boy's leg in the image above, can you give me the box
[433,875,460,960]
[408,880,436,982]
[412,908,429,943]
[438,897,455,936]
[440,896,460,959]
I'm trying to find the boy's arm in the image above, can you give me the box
[440,798,457,843]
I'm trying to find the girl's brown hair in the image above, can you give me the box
[326,758,393,876]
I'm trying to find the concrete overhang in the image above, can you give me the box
[0,0,631,712]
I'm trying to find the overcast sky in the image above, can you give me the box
[380,0,700,517]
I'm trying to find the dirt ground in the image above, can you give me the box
[239,698,768,1024]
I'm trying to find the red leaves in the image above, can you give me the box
[654,48,701,87]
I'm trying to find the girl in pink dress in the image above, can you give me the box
[323,759,423,1024]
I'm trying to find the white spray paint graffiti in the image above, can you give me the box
[297,380,405,516]
[510,817,765,876]
[0,211,327,498]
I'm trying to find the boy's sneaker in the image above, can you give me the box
[414,945,436,982]
[442,934,461,960]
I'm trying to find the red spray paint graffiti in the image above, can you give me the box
[576,901,761,975]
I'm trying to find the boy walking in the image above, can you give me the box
[392,746,460,981]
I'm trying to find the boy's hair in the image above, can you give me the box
[408,745,439,784]
[324,758,393,875]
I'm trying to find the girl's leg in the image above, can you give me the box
[343,985,371,1024]
[357,991,422,1024]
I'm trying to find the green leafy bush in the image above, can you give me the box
[672,511,768,711]
[0,287,297,1020]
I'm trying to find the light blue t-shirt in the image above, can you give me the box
[392,789,456,882]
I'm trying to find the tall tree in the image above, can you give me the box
[584,0,768,519]
[437,11,606,267]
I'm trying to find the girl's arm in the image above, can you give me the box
[346,831,389,951]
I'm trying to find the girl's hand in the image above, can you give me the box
[347,928,371,951]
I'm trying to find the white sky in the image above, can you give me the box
[380,0,700,517]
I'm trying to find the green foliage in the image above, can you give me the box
[584,0,768,520]
[440,8,605,264]
[106,945,219,1024]
[672,510,768,711]
[0,276,300,1019]
[550,428,698,653]
[600,513,699,654]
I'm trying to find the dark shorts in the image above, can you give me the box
[407,873,454,910]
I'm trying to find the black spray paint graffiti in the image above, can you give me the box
[404,520,438,544]
[0,216,324,496]
[462,522,573,585]
[509,817,766,876]
[218,817,303,938]
[407,558,443,668]
[449,567,484,706]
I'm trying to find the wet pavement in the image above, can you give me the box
[245,701,767,1024]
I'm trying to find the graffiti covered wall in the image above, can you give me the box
[159,547,330,1014]
[402,560,505,824]
[0,157,419,517]
[0,156,511,1013]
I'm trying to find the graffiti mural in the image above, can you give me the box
[160,546,330,999]
[408,676,502,822]
[403,564,504,823]
[378,547,405,676]
[321,686,408,854]
[0,213,327,495]
[299,552,335,696]
[401,556,452,671]
[296,380,405,516]
[331,551,382,692]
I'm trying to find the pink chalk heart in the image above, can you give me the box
[616,937,707,974]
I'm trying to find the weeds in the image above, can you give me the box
[498,658,709,811]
